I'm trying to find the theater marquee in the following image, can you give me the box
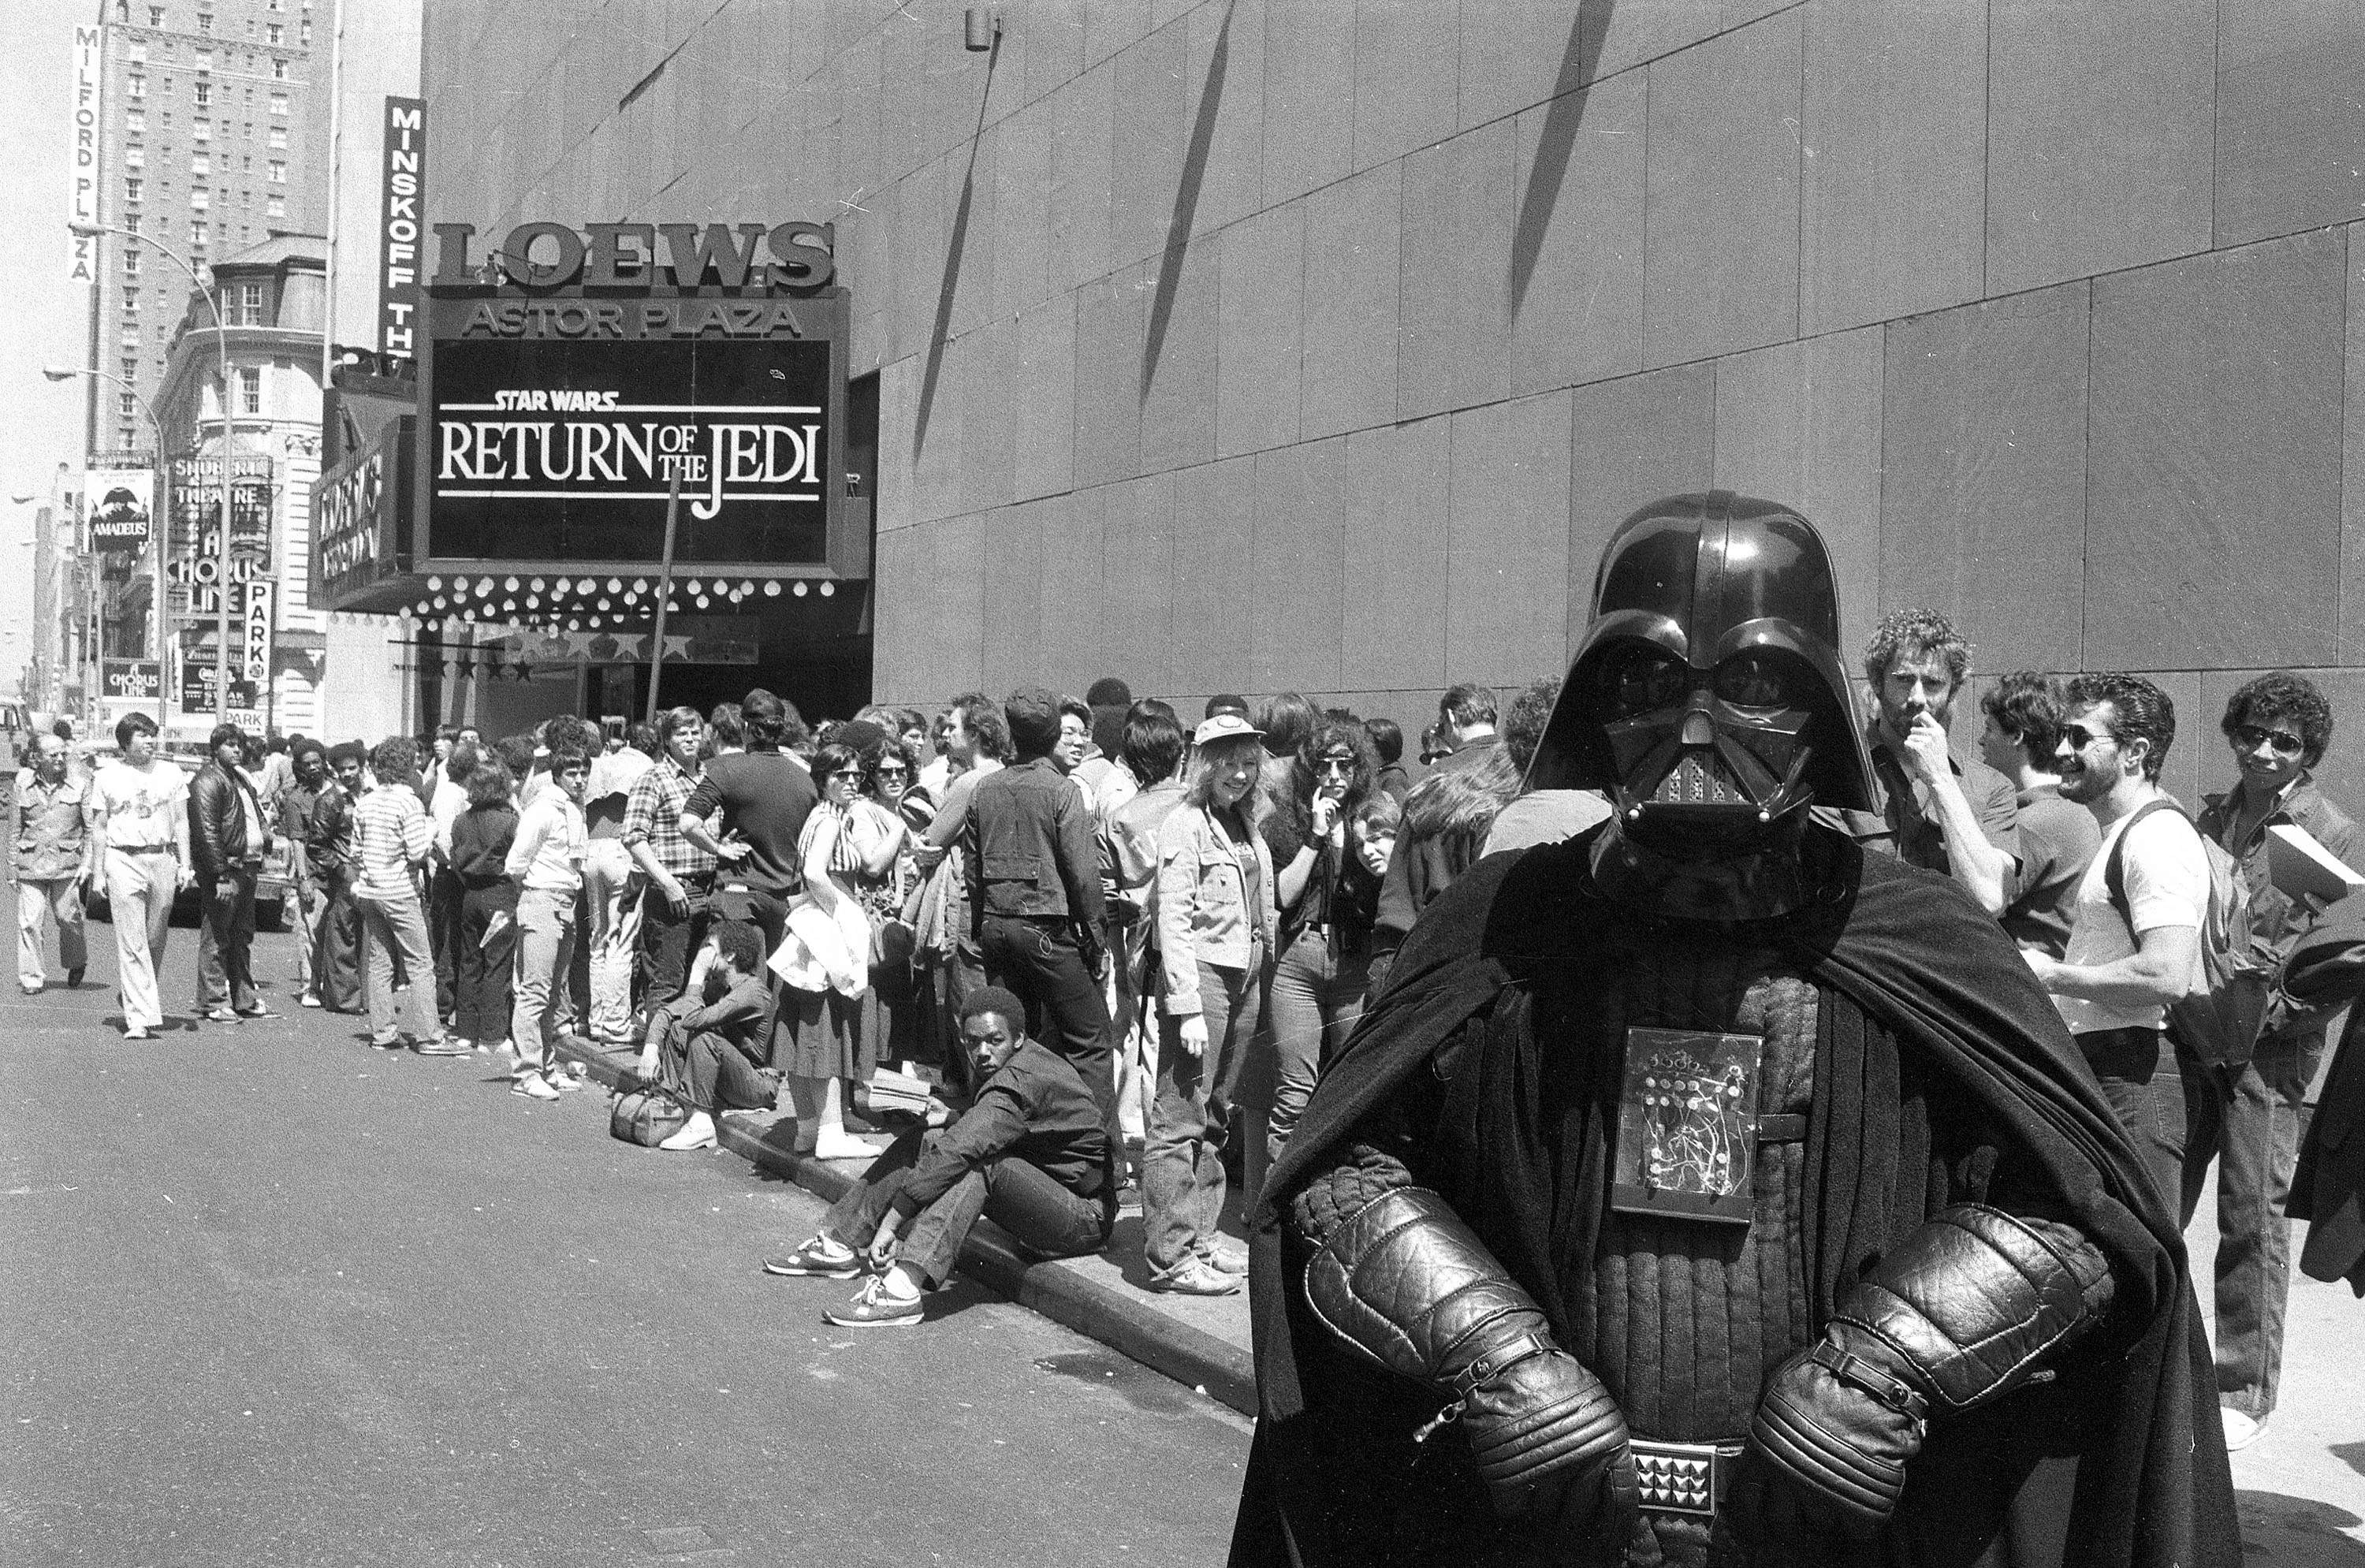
[412,219,856,586]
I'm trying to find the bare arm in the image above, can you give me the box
[2026,924,2199,1011]
[1900,713,2010,915]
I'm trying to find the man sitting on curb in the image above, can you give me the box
[643,921,777,1153]
[765,986,1116,1327]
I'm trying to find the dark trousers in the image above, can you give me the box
[196,864,259,1013]
[2077,1026,2188,1219]
[427,866,464,1021]
[454,884,517,1045]
[638,882,712,1014]
[978,912,1120,1149]
[311,872,363,1012]
[2180,1030,2321,1418]
[820,1123,1112,1287]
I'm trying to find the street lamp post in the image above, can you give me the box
[69,220,238,736]
[42,365,173,726]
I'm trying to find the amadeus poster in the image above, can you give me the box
[426,336,832,567]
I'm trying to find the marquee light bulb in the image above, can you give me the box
[504,598,516,611]
[739,580,754,595]
[763,581,780,597]
[695,595,710,609]
[605,578,621,594]
[478,578,494,594]
[793,581,808,597]
[530,578,545,592]
[684,579,702,594]
[576,578,595,594]
[632,579,648,592]
[819,582,834,597]
[434,596,447,609]
[597,598,610,610]
[426,575,441,590]
[505,576,520,591]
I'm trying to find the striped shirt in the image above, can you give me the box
[621,754,715,885]
[352,785,434,903]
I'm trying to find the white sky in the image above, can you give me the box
[0,2,102,702]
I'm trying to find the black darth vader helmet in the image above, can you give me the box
[1529,492,1874,853]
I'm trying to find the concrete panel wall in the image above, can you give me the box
[423,0,2365,779]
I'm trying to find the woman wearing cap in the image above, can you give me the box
[1143,713,1276,1296]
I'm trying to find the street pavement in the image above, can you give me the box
[0,898,1250,1566]
[6,884,2364,1564]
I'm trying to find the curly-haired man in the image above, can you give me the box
[1853,608,2019,915]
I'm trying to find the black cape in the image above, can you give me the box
[2277,893,2365,1295]
[1232,828,2236,1568]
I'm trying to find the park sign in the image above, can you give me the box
[410,218,858,594]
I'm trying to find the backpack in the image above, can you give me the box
[2104,798,2271,1067]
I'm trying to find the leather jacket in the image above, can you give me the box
[189,760,267,885]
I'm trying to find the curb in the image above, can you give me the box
[553,1037,1260,1417]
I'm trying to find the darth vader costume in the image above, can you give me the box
[1230,494,2237,1568]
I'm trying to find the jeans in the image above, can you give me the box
[16,875,88,990]
[104,847,177,1030]
[511,886,579,1073]
[637,881,711,1014]
[2076,1026,2188,1219]
[821,1124,1112,1287]
[196,865,259,1014]
[427,866,464,1022]
[1263,929,1367,1165]
[359,894,441,1045]
[2180,1031,2320,1418]
[454,885,516,1045]
[582,840,643,1043]
[980,912,1120,1149]
[1145,956,1258,1278]
[677,1027,774,1113]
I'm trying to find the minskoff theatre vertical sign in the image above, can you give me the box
[381,98,426,364]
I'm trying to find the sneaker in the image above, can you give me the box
[368,1035,406,1050]
[2221,1407,2266,1451]
[18,985,38,996]
[1150,1259,1241,1297]
[237,1005,280,1020]
[412,1038,469,1057]
[546,1070,584,1093]
[1195,1243,1250,1277]
[822,1274,925,1328]
[658,1112,718,1151]
[511,1074,561,1101]
[764,1235,862,1279]
[66,966,84,988]
[122,1026,154,1041]
[203,1007,242,1023]
[299,991,322,1008]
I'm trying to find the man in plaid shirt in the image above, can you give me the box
[352,736,459,1053]
[626,705,719,1019]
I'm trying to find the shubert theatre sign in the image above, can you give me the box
[371,219,857,609]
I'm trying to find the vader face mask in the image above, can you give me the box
[1529,492,1875,857]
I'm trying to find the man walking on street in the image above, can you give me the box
[1853,608,2018,914]
[188,723,274,1022]
[11,732,93,995]
[2192,672,2363,1451]
[966,688,1121,1150]
[2024,674,2207,1215]
[352,737,455,1054]
[88,712,192,1041]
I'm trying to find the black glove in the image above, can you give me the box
[1305,1187,1637,1542]
[1745,1205,2114,1541]
[1076,925,1106,980]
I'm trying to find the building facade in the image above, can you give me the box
[84,0,324,462]
[415,1,2365,808]
[151,233,326,739]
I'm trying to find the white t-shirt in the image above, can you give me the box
[2055,800,2207,1036]
[93,758,189,854]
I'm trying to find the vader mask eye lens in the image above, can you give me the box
[1603,649,1689,717]
[1712,653,1797,709]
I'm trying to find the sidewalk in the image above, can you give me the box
[553,1037,1259,1417]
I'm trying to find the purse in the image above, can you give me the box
[609,1086,693,1147]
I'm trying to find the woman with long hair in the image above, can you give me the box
[446,758,518,1052]
[1259,716,1384,1168]
[1144,714,1275,1296]
[776,739,901,1160]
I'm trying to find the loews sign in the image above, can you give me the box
[418,218,850,576]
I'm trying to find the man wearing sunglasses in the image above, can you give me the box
[2188,672,2362,1451]
[2023,674,2208,1223]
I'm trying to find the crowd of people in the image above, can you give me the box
[7,610,2359,1412]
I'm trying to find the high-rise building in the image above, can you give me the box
[83,0,323,461]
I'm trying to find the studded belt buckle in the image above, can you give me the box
[1629,1437,1739,1518]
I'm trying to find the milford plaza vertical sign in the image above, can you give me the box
[412,220,852,583]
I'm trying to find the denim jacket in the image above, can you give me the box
[966,758,1104,932]
[1155,803,1276,1015]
